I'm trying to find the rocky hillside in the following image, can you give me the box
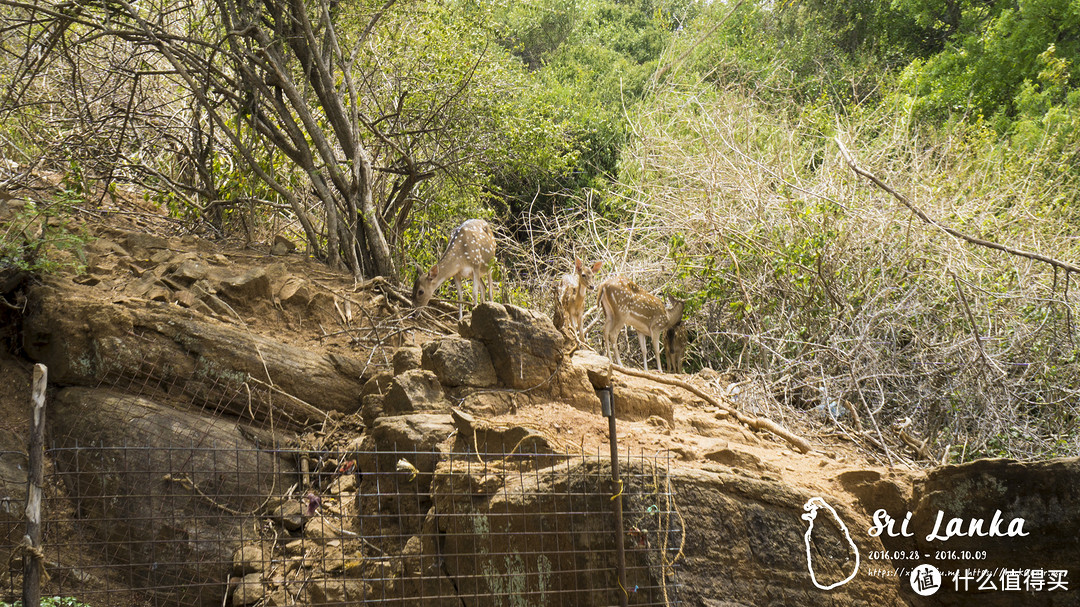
[1,188,1078,607]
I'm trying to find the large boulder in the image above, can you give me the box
[22,281,366,429]
[466,303,565,390]
[430,457,674,607]
[421,337,497,388]
[905,458,1080,606]
[465,303,601,414]
[671,468,904,607]
[383,369,451,415]
[47,387,296,607]
[572,349,668,421]
[356,413,455,546]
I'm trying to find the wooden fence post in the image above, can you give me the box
[23,363,47,607]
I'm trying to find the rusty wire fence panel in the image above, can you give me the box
[1,443,682,607]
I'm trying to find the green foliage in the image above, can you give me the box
[892,0,1080,122]
[675,1,929,108]
[1,180,90,277]
[475,0,697,220]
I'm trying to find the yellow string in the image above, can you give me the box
[610,479,624,501]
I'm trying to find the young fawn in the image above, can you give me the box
[553,258,603,342]
[663,320,687,374]
[412,219,495,320]
[597,276,685,373]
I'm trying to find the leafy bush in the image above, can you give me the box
[1,186,89,278]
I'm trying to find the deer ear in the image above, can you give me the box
[427,266,438,279]
[575,257,583,271]
[591,261,603,272]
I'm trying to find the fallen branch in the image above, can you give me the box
[835,137,1080,276]
[950,272,1007,378]
[611,364,813,454]
[893,417,933,461]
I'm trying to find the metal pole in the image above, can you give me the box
[599,386,629,607]
[23,363,47,607]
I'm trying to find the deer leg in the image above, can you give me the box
[638,332,650,371]
[475,270,487,305]
[603,318,621,366]
[454,277,465,320]
[652,333,664,373]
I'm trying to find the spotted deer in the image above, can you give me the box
[412,219,495,320]
[597,276,685,373]
[553,258,604,342]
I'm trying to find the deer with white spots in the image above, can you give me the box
[412,219,495,320]
[553,258,604,342]
[597,276,685,373]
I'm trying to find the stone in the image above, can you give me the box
[146,285,172,302]
[611,375,674,423]
[170,259,210,283]
[173,289,198,308]
[450,408,555,458]
[261,590,291,607]
[272,500,304,532]
[232,544,267,576]
[670,468,903,607]
[360,394,385,428]
[454,390,514,417]
[123,232,170,253]
[304,579,369,604]
[231,573,264,607]
[303,514,354,543]
[217,266,272,303]
[467,302,565,390]
[422,337,497,388]
[358,414,455,476]
[361,372,393,398]
[392,346,423,375]
[907,457,1080,598]
[431,456,670,606]
[837,470,911,521]
[275,276,312,305]
[270,234,296,256]
[47,387,295,607]
[22,284,366,427]
[383,369,449,415]
[356,413,455,539]
[703,448,779,474]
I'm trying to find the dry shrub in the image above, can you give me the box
[580,83,1080,462]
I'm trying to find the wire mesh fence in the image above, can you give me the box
[1,441,682,607]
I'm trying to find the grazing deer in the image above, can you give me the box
[597,276,685,373]
[553,257,604,342]
[412,219,495,320]
[664,320,687,374]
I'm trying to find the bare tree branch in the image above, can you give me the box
[836,136,1080,276]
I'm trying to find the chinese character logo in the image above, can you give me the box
[911,564,942,596]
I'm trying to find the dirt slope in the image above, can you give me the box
[0,180,923,606]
